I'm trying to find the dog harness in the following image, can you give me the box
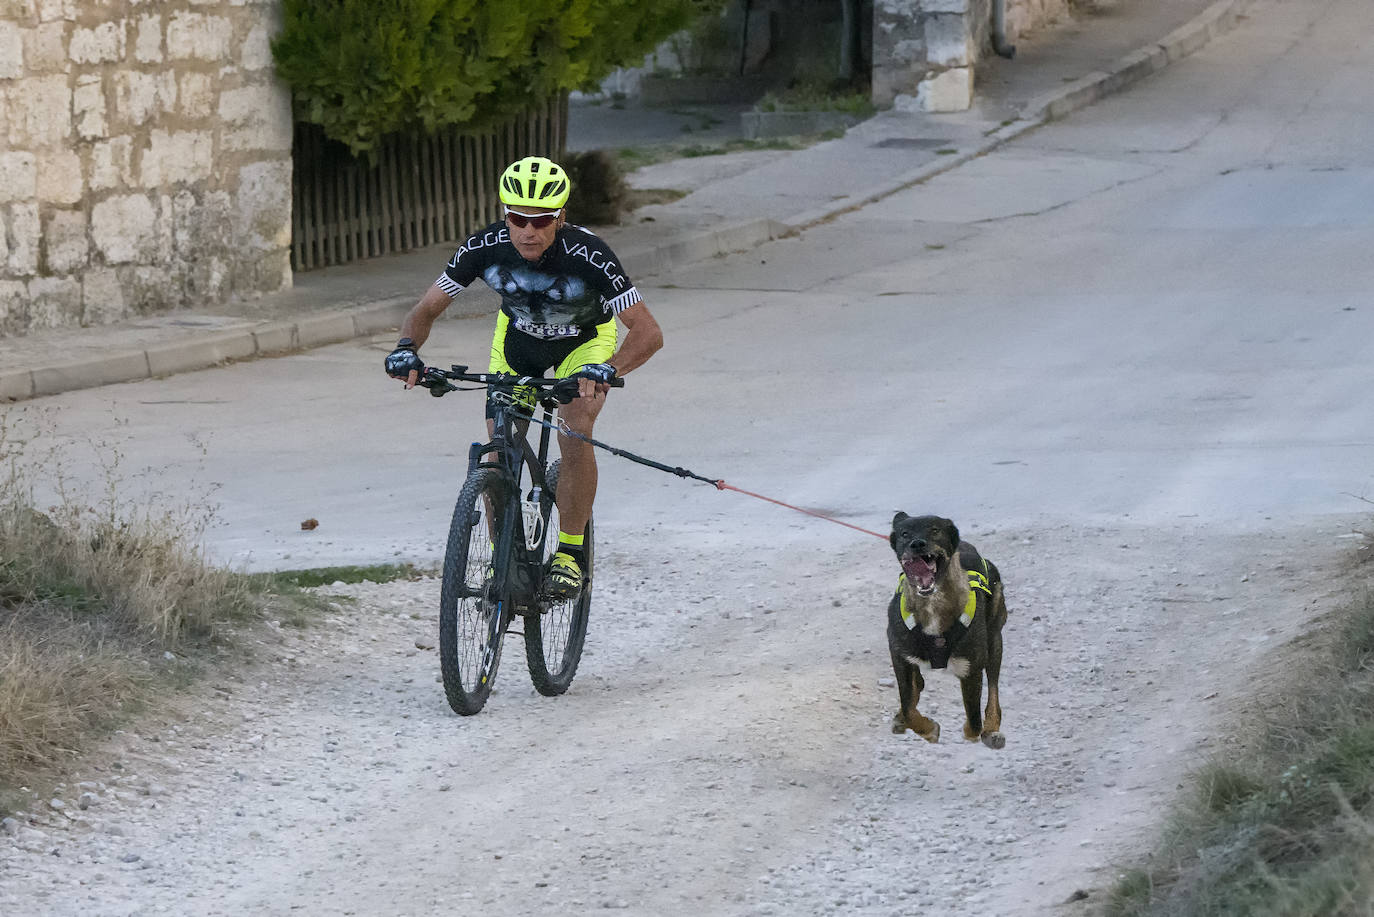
[897,560,993,669]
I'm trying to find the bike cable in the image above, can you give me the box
[509,404,889,542]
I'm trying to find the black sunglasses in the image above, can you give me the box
[505,207,561,229]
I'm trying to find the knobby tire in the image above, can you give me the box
[439,467,512,715]
[524,459,592,696]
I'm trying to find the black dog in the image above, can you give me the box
[887,513,1007,748]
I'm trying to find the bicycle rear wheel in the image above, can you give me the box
[439,467,512,715]
[524,459,592,696]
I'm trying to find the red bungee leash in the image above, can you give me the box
[520,409,890,542]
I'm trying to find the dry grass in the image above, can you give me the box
[0,409,260,787]
[1103,585,1374,917]
[0,613,152,780]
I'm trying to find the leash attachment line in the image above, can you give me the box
[509,405,888,541]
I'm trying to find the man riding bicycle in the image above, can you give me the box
[385,156,664,599]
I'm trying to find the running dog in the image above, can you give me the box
[887,512,1007,749]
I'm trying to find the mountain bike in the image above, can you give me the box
[417,364,622,716]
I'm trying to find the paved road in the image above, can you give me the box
[4,0,1373,913]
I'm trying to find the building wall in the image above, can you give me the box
[0,0,292,337]
[873,0,1072,111]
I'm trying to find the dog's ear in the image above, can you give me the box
[943,517,960,549]
[890,512,908,551]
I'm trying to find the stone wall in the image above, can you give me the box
[873,0,1072,111]
[0,0,292,337]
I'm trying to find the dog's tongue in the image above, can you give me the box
[902,556,936,589]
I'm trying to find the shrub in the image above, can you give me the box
[563,150,629,226]
[274,0,727,156]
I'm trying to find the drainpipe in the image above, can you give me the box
[992,0,1016,58]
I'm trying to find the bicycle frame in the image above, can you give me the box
[466,386,559,619]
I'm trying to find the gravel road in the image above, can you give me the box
[2,518,1363,916]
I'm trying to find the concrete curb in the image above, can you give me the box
[4,0,1248,403]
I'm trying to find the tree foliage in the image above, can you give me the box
[273,0,725,155]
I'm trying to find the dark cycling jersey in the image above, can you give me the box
[435,221,642,343]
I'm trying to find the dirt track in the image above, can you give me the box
[1,519,1360,916]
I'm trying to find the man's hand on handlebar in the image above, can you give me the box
[572,362,618,400]
[384,338,424,389]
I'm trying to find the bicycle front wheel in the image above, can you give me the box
[439,467,513,715]
[524,459,592,696]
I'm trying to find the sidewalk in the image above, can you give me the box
[0,0,1249,403]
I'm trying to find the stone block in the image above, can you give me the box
[178,71,213,118]
[139,129,213,186]
[42,207,87,273]
[240,21,273,70]
[0,22,23,78]
[166,12,231,61]
[172,187,231,253]
[91,193,158,264]
[231,248,290,296]
[36,147,82,204]
[6,74,70,146]
[5,202,39,275]
[234,158,292,250]
[22,21,67,72]
[69,20,124,64]
[875,0,921,19]
[0,0,37,23]
[82,266,127,325]
[155,193,173,260]
[36,0,73,24]
[89,136,134,190]
[113,69,175,128]
[73,72,107,139]
[0,152,37,202]
[121,263,184,314]
[0,280,26,338]
[25,275,82,329]
[0,208,7,264]
[914,66,973,112]
[891,38,925,64]
[924,13,972,68]
[133,14,161,63]
[219,83,292,152]
[185,253,229,300]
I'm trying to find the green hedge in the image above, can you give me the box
[273,0,724,156]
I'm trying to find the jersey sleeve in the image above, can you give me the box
[435,223,503,297]
[583,234,642,316]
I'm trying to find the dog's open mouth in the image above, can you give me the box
[901,553,940,595]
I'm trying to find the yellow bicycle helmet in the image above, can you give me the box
[499,156,570,209]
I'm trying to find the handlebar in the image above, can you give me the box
[417,364,624,403]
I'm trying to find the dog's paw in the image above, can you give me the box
[890,712,907,734]
[981,731,1006,750]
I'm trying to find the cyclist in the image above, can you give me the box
[385,156,663,599]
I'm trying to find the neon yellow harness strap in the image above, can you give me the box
[899,563,991,633]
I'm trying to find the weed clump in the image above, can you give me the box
[1104,585,1374,916]
[0,410,254,786]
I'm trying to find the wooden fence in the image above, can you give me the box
[290,96,567,271]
